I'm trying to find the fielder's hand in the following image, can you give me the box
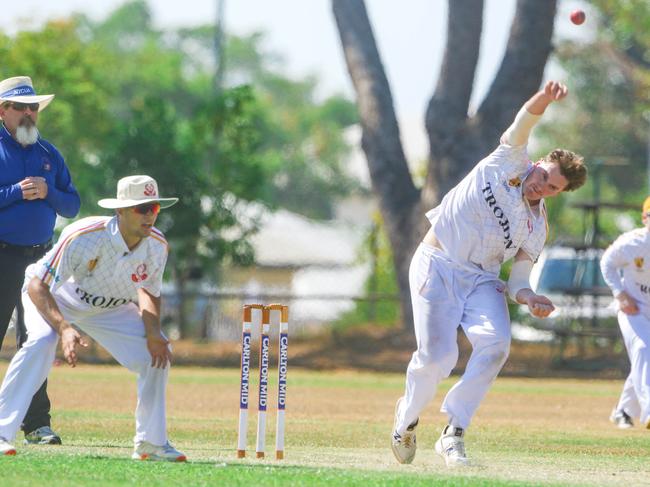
[527,294,555,318]
[61,325,89,367]
[616,291,639,315]
[147,332,172,368]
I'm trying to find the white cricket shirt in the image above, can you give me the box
[25,215,168,312]
[426,142,547,275]
[601,228,650,315]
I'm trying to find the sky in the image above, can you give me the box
[4,0,586,161]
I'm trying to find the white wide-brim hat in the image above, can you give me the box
[0,76,54,111]
[98,175,179,209]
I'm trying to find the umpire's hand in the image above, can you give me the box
[19,176,48,200]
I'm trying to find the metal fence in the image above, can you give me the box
[160,291,401,341]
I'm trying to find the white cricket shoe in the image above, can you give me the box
[132,440,187,462]
[0,436,16,456]
[609,409,633,429]
[435,425,470,467]
[390,397,418,464]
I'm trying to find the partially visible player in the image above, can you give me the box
[391,81,587,467]
[0,75,81,445]
[0,175,186,461]
[609,375,635,429]
[601,196,650,430]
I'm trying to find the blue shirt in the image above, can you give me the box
[0,125,80,245]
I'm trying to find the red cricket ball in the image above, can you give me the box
[570,9,586,25]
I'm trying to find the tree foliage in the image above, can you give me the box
[176,26,360,219]
[536,0,650,244]
[1,0,359,251]
[1,0,358,336]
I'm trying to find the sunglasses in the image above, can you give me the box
[8,102,40,112]
[132,202,161,215]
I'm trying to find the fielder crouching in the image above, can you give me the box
[0,175,186,461]
[391,81,588,467]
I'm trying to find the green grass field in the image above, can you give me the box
[0,362,647,486]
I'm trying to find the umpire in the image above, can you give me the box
[0,76,80,445]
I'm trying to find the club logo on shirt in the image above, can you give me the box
[131,263,149,282]
[87,257,99,272]
[503,176,522,193]
[42,158,51,171]
[508,176,521,188]
[143,183,157,197]
[634,257,644,270]
[482,182,514,249]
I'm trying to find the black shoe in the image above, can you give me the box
[24,426,62,445]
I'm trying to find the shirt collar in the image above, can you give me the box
[106,215,147,256]
[520,161,536,189]
[0,124,19,148]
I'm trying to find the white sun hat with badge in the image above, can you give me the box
[98,175,179,209]
[0,76,55,111]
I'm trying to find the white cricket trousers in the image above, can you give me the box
[0,290,169,444]
[616,374,638,418]
[615,310,650,424]
[395,243,511,434]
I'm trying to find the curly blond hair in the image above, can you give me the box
[544,149,587,192]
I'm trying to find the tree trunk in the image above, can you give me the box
[332,0,557,330]
[425,0,557,205]
[332,0,423,330]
